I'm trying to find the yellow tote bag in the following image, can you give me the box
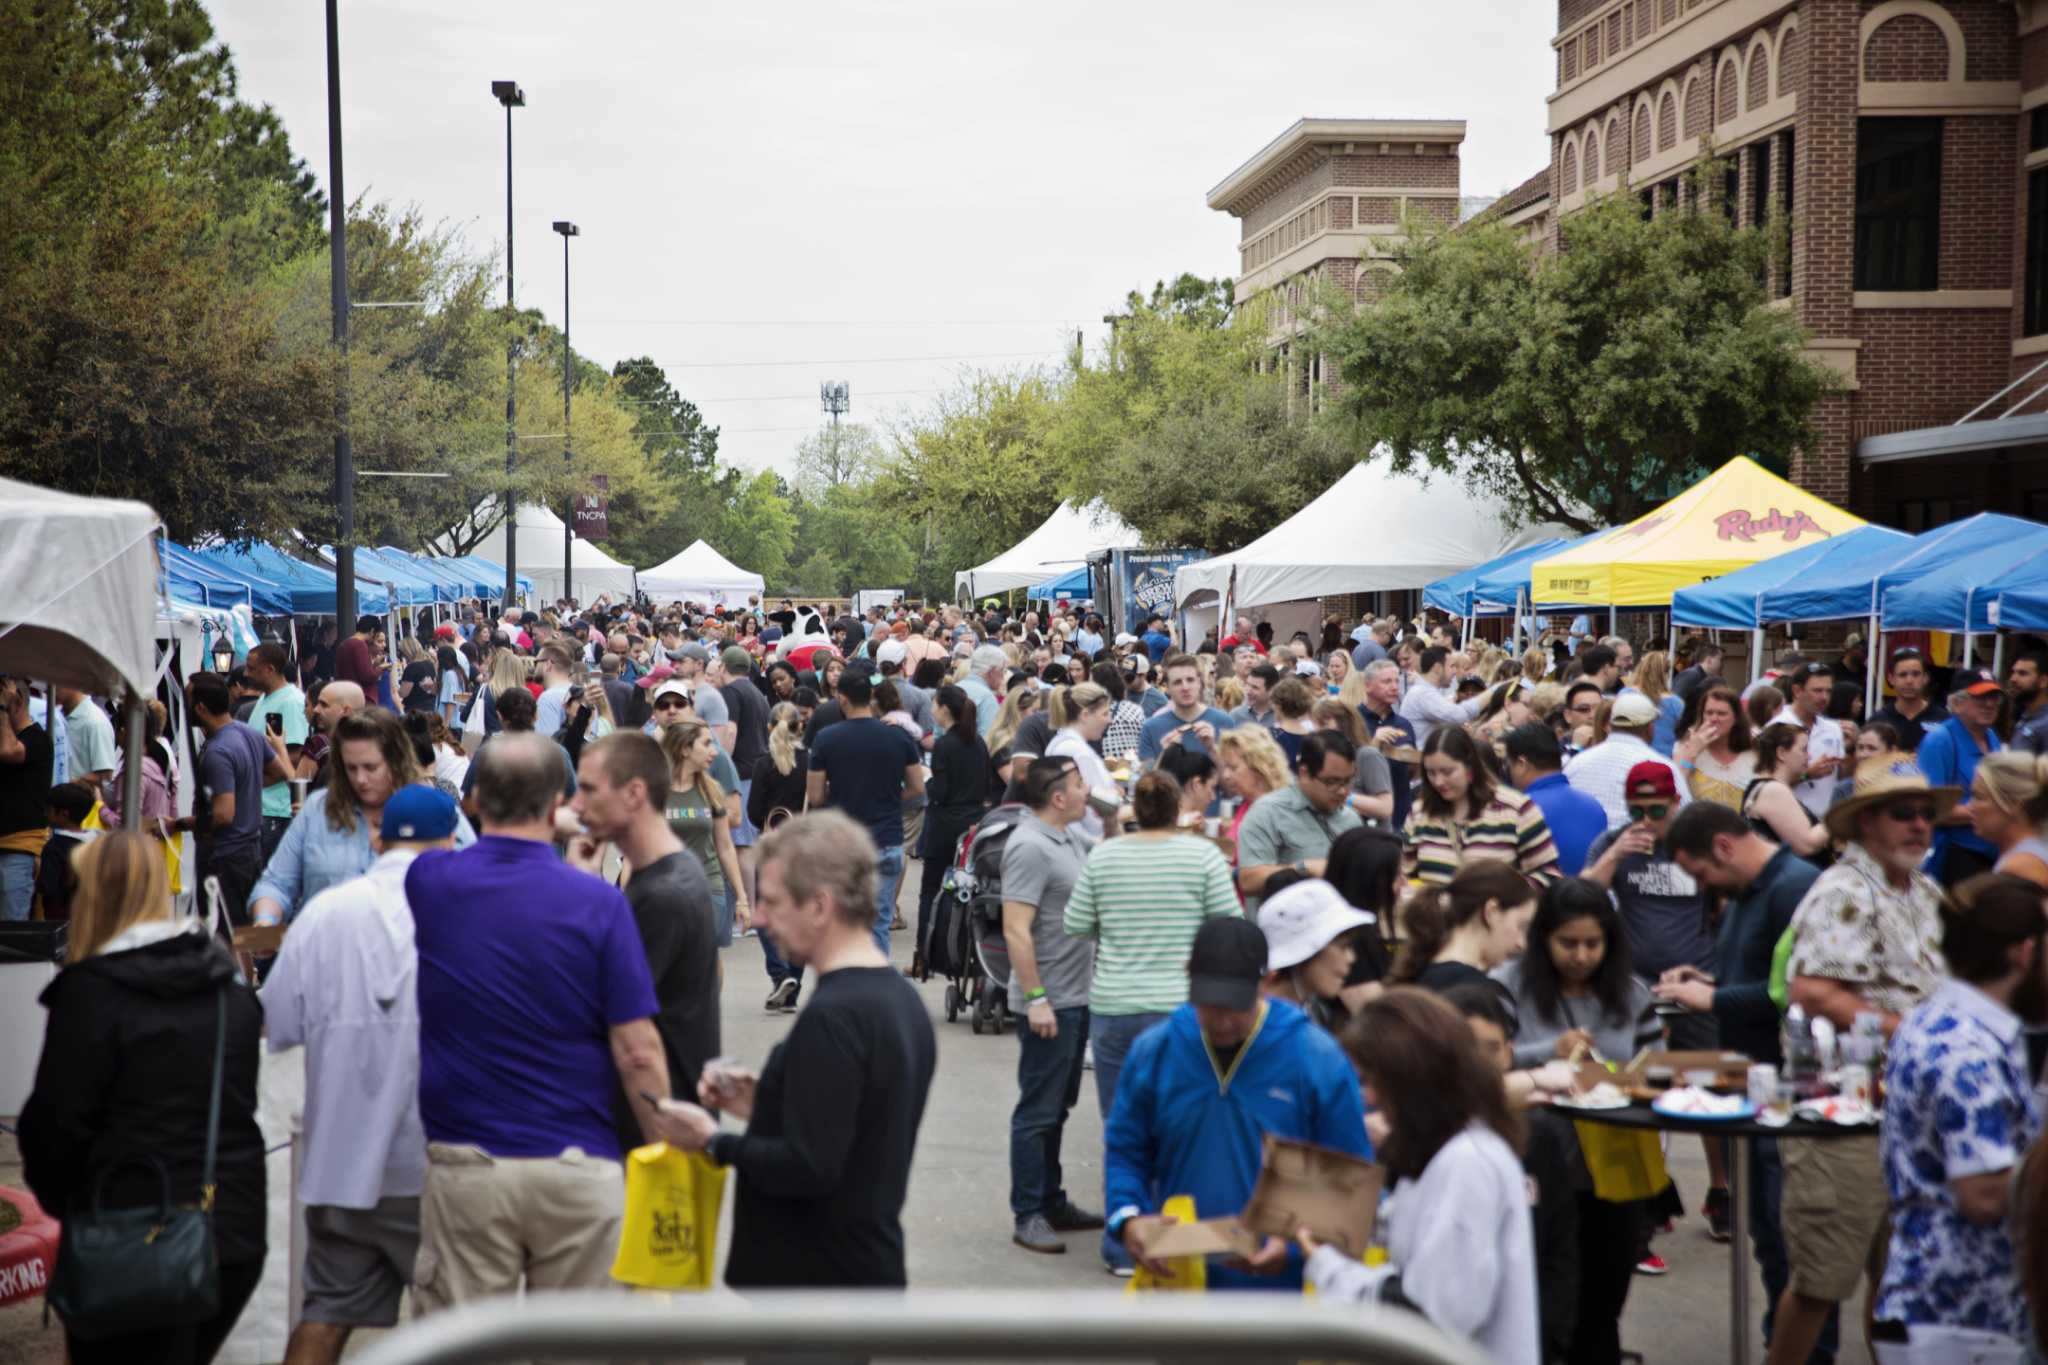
[1574,1120,1670,1202]
[1124,1194,1206,1294]
[611,1142,728,1290]
[79,801,181,895]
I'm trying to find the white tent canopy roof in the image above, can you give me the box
[639,539,766,608]
[0,478,161,696]
[1174,461,1570,611]
[954,501,1141,600]
[465,504,637,604]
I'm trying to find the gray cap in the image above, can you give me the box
[677,642,714,664]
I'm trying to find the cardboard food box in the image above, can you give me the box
[1140,1136,1383,1261]
[1575,1049,1753,1098]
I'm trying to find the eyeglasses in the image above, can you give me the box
[1626,802,1672,823]
[1882,802,1936,824]
[1302,769,1352,791]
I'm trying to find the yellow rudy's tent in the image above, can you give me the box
[1529,456,1864,609]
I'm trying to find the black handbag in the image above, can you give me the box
[47,989,227,1340]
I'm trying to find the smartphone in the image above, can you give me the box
[265,712,284,736]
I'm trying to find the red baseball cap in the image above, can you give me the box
[1625,761,1679,800]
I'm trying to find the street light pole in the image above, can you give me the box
[553,220,579,606]
[326,0,354,631]
[492,80,525,606]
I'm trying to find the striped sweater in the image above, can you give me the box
[1403,787,1561,888]
[1062,833,1241,1016]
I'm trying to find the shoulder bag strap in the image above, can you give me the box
[201,987,226,1213]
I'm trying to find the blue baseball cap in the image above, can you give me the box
[381,786,459,843]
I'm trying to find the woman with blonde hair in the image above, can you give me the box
[464,646,533,752]
[1970,751,2048,888]
[661,718,749,937]
[1214,676,1246,713]
[1215,724,1291,874]
[1046,681,1121,840]
[1627,650,1683,756]
[986,686,1038,789]
[22,832,268,1364]
[1324,648,1352,698]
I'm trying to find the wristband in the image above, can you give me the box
[1106,1204,1144,1238]
[1025,987,1048,1002]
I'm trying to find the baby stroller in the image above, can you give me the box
[931,802,1025,1035]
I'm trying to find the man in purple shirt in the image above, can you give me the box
[405,732,671,1314]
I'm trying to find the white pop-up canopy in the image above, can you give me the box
[639,539,766,609]
[0,477,162,697]
[954,501,1141,600]
[1173,461,1569,612]
[466,504,637,604]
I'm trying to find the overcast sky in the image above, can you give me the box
[210,1,1555,477]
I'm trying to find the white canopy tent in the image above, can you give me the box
[464,504,637,604]
[954,501,1141,600]
[0,477,161,697]
[639,539,766,609]
[1173,462,1570,614]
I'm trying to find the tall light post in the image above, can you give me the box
[326,0,354,629]
[553,220,579,605]
[491,79,524,605]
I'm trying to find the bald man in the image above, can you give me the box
[299,681,366,789]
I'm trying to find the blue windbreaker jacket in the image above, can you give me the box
[1103,997,1372,1290]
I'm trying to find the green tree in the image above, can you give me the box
[720,469,798,589]
[1313,185,1833,531]
[882,372,1066,599]
[792,422,884,496]
[788,482,913,597]
[599,356,731,567]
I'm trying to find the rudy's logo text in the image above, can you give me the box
[1714,508,1826,544]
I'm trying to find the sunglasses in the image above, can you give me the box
[1883,802,1936,824]
[654,695,690,709]
[1626,803,1672,823]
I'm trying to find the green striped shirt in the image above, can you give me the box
[1063,834,1241,1016]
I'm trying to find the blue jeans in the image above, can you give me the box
[1752,1137,1839,1364]
[872,844,904,957]
[1090,1010,1169,1264]
[0,852,32,920]
[760,928,797,990]
[1010,1005,1090,1219]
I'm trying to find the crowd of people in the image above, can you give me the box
[11,591,2048,1365]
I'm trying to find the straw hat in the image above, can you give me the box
[1822,756,1960,841]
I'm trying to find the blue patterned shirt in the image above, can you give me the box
[1875,977,2042,1335]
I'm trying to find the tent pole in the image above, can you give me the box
[1866,614,1881,721]
[1750,627,1764,685]
[1995,629,2006,678]
[120,692,145,828]
[1963,629,1974,674]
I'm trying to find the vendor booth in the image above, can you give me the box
[955,501,1140,600]
[1529,457,1864,611]
[464,503,638,604]
[1172,461,1569,643]
[1026,565,1092,602]
[638,539,766,609]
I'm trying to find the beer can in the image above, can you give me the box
[1747,1063,1778,1111]
[1838,1064,1872,1105]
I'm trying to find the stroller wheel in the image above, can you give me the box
[992,995,1009,1035]
[944,983,960,1021]
[970,1006,985,1036]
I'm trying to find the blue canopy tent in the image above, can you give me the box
[332,546,445,607]
[1880,530,2048,633]
[191,544,390,617]
[1424,539,1569,619]
[1026,565,1092,601]
[161,540,280,614]
[1994,586,2048,634]
[1670,526,1913,631]
[432,555,530,600]
[390,550,477,601]
[1754,513,2046,625]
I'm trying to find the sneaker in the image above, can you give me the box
[766,979,798,1012]
[1634,1252,1669,1276]
[1083,1042,1095,1071]
[1105,1262,1135,1279]
[1046,1200,1105,1232]
[1013,1213,1065,1254]
[1703,1185,1731,1243]
[891,914,907,930]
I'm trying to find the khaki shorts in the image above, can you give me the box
[1781,1134,1889,1302]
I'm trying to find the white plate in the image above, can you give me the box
[1555,1091,1632,1111]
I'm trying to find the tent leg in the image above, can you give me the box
[1866,614,1881,723]
[1750,627,1764,685]
[120,693,145,828]
[1995,631,2007,678]
[1963,630,1974,674]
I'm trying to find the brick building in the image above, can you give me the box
[1542,0,2041,527]
[1207,119,1466,384]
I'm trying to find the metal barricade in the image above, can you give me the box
[350,1288,1490,1365]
